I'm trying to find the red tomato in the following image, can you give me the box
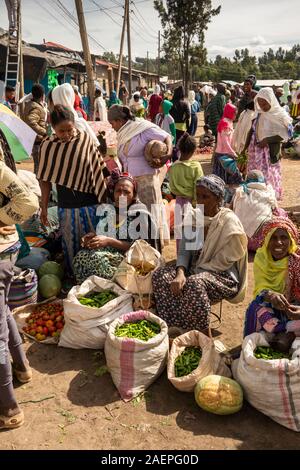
[48,326,56,333]
[36,320,44,326]
[43,327,49,336]
[55,322,64,330]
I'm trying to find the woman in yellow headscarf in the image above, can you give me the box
[244,217,300,337]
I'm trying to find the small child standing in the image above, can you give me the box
[212,103,243,184]
[168,133,204,251]
[155,100,176,144]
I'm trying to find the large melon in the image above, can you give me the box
[39,274,62,299]
[38,261,64,280]
[194,375,243,415]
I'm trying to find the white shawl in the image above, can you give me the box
[255,87,293,142]
[52,83,99,146]
[186,207,248,304]
[117,118,159,147]
[232,108,256,154]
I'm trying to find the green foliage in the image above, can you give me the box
[154,0,221,91]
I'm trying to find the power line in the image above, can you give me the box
[132,1,158,36]
[53,0,108,51]
[89,0,157,47]
[34,0,81,39]
[131,11,157,40]
[84,0,152,13]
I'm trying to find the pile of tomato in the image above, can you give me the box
[22,303,64,341]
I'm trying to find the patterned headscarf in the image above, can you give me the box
[196,174,225,200]
[259,216,299,248]
[107,169,137,200]
[253,216,299,298]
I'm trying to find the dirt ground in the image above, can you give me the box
[2,115,300,450]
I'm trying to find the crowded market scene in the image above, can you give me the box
[1,0,300,453]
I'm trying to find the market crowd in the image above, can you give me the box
[1,72,300,430]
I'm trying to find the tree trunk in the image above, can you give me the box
[184,46,190,96]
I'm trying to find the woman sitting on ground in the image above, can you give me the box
[152,175,248,334]
[244,217,300,337]
[232,170,287,252]
[73,170,159,284]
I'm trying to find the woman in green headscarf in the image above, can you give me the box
[108,90,121,109]
[154,100,176,144]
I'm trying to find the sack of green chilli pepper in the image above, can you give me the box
[105,310,169,401]
[232,332,300,432]
[59,276,133,350]
[168,330,231,393]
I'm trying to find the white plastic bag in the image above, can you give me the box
[168,330,231,393]
[105,310,169,401]
[232,332,300,432]
[59,276,133,349]
[113,240,164,295]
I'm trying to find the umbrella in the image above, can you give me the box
[0,103,36,161]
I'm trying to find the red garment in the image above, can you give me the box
[148,94,162,121]
[217,103,236,133]
[74,94,87,120]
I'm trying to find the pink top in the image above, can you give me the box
[215,128,237,157]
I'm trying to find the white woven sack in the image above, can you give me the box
[105,310,169,401]
[168,330,231,393]
[59,276,133,349]
[232,332,300,432]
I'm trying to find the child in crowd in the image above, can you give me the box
[168,133,203,251]
[129,92,145,118]
[199,124,215,150]
[155,100,176,144]
[212,103,243,184]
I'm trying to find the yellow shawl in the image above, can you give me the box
[253,228,298,298]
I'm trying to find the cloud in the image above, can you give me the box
[250,36,267,46]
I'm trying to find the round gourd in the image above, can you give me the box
[144,140,167,166]
[38,261,64,280]
[39,274,62,299]
[194,375,243,415]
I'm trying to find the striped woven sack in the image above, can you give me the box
[8,269,38,311]
[232,332,300,432]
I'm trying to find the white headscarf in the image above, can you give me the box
[188,90,196,104]
[254,87,293,142]
[52,83,99,146]
[154,84,161,95]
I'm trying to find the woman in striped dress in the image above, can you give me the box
[37,105,108,275]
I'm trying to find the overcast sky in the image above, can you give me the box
[0,0,299,60]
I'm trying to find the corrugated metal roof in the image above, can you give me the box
[42,41,75,52]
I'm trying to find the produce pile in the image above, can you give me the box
[115,319,160,341]
[38,261,64,299]
[22,303,64,341]
[236,152,248,166]
[78,290,118,308]
[174,346,202,377]
[134,263,154,276]
[254,346,291,360]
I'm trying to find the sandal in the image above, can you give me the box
[12,366,32,384]
[0,410,24,430]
